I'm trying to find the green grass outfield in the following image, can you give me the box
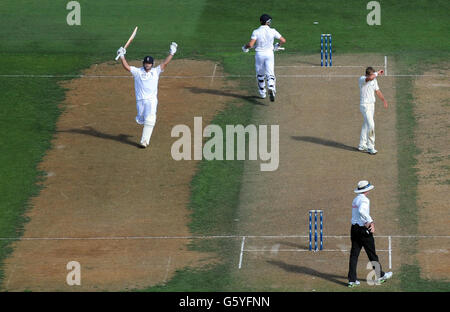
[0,0,449,291]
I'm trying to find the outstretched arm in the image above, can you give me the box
[160,54,173,71]
[160,42,177,71]
[119,55,131,72]
[116,47,131,72]
[375,90,388,108]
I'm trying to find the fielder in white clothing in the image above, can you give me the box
[242,14,286,102]
[116,42,178,148]
[358,66,388,155]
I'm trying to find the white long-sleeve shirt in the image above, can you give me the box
[359,76,379,104]
[351,194,373,226]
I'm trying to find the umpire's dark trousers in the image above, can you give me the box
[348,224,385,282]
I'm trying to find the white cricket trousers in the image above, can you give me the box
[359,102,375,149]
[136,98,158,146]
[255,51,276,96]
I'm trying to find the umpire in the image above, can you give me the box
[347,180,393,287]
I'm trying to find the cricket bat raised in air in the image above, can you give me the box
[115,26,138,60]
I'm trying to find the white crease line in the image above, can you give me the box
[238,236,246,269]
[210,63,218,86]
[5,263,17,289]
[163,256,172,283]
[60,191,69,200]
[376,235,450,238]
[275,74,446,78]
[244,249,391,252]
[388,236,392,269]
[0,74,447,78]
[0,235,239,241]
[244,235,310,238]
[276,65,384,68]
[0,234,449,241]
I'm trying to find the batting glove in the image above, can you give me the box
[169,42,178,55]
[242,45,249,53]
[273,43,280,51]
[117,47,126,57]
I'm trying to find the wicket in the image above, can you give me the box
[320,34,332,67]
[309,210,323,251]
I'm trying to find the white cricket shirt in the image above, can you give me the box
[359,76,379,104]
[351,194,374,226]
[130,65,163,101]
[251,25,282,53]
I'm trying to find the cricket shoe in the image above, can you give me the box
[268,89,276,102]
[377,271,393,284]
[358,146,368,152]
[139,142,148,149]
[347,281,361,288]
[367,148,378,155]
[259,93,267,99]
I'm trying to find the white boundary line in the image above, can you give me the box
[0,234,449,241]
[238,236,246,269]
[0,74,447,78]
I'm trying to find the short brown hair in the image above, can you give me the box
[365,67,375,75]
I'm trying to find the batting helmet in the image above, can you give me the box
[143,56,154,65]
[260,14,272,25]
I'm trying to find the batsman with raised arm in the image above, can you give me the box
[116,42,178,148]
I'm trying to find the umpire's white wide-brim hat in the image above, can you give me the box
[354,180,375,193]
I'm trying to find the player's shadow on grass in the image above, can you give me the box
[291,136,358,152]
[267,260,348,287]
[58,127,141,148]
[186,87,266,106]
